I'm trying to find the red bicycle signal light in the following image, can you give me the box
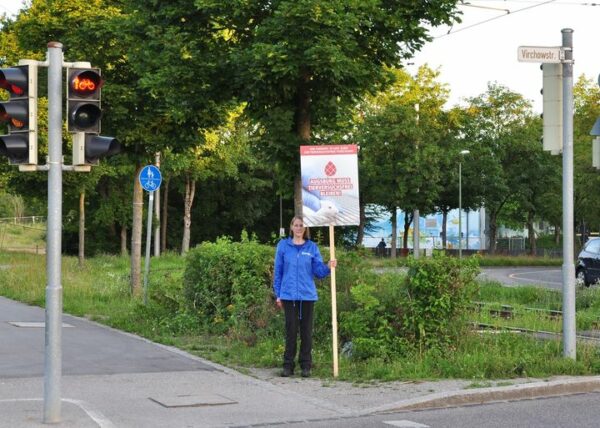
[67,68,102,133]
[69,69,102,98]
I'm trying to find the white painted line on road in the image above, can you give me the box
[64,398,117,428]
[8,321,75,328]
[384,420,430,427]
[0,398,116,428]
[508,270,562,286]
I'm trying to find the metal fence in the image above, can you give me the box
[495,237,526,254]
[0,216,46,225]
[0,217,46,254]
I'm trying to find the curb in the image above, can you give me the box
[362,376,600,414]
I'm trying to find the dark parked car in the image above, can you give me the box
[576,238,600,287]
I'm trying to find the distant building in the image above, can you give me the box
[363,206,488,250]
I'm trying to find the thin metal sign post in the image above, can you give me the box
[139,165,162,305]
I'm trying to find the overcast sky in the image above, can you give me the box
[2,0,598,113]
[406,0,600,113]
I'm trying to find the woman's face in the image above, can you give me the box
[291,219,305,239]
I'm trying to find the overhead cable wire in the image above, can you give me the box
[436,0,558,38]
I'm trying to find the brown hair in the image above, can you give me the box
[289,215,310,240]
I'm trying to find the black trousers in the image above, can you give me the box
[282,300,315,371]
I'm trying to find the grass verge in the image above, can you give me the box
[1,251,599,382]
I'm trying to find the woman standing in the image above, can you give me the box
[273,216,336,377]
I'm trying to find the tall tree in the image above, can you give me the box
[459,83,537,254]
[357,66,450,255]
[574,75,600,242]
[205,0,461,213]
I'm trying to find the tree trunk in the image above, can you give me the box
[356,202,366,246]
[390,209,397,258]
[120,225,127,256]
[78,191,85,268]
[294,71,311,215]
[181,175,196,254]
[130,164,144,296]
[488,213,498,255]
[528,210,537,256]
[555,224,560,245]
[161,177,169,253]
[294,175,303,216]
[442,208,448,249]
[403,212,413,249]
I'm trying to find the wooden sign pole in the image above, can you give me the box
[329,224,339,377]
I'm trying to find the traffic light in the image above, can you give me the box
[0,62,38,165]
[72,133,120,165]
[67,66,120,165]
[541,63,562,154]
[67,67,102,133]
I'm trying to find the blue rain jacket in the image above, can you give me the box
[273,238,331,301]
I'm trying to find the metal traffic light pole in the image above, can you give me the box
[44,41,64,424]
[0,42,120,423]
[561,29,576,360]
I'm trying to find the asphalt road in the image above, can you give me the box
[378,266,565,289]
[480,266,563,290]
[0,296,215,378]
[287,391,600,427]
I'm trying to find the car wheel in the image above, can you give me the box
[576,269,589,287]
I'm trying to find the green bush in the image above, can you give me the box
[404,254,480,350]
[183,233,276,341]
[339,253,480,360]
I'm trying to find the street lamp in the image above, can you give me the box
[459,150,470,259]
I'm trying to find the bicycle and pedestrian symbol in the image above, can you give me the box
[139,165,162,192]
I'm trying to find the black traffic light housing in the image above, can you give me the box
[67,68,102,133]
[0,62,38,166]
[72,133,120,165]
[67,66,120,165]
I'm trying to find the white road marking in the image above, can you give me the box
[8,321,75,328]
[508,269,562,286]
[0,398,116,428]
[383,420,430,428]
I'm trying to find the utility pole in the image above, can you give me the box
[561,28,576,360]
[517,28,575,360]
[413,103,420,259]
[44,41,63,424]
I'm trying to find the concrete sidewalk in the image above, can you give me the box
[3,296,600,427]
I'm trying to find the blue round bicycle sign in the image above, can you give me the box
[139,165,162,192]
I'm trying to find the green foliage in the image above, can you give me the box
[183,234,276,340]
[404,254,480,349]
[5,251,600,381]
[338,253,480,361]
[0,193,25,217]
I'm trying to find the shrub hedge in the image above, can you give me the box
[183,237,479,358]
[183,233,276,341]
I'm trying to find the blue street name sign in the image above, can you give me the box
[139,165,162,192]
